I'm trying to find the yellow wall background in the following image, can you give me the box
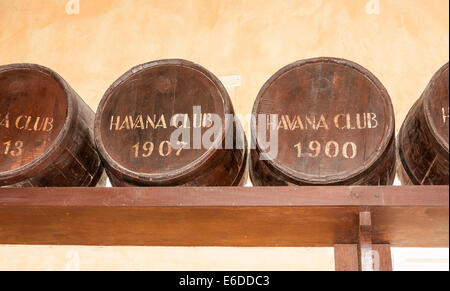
[0,0,448,271]
[1,0,448,129]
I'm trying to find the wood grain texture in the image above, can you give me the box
[335,244,392,271]
[250,57,396,186]
[95,59,247,186]
[359,211,373,271]
[398,62,449,185]
[334,244,358,271]
[0,64,103,187]
[0,186,447,247]
[372,245,392,271]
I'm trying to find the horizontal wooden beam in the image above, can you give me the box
[0,186,448,247]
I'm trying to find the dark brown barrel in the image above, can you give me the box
[250,57,396,186]
[95,59,247,186]
[397,63,449,185]
[0,63,104,187]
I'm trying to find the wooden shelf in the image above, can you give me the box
[0,186,447,248]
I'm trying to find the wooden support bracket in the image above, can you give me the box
[335,210,393,271]
[359,210,374,271]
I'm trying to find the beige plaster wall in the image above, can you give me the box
[0,0,448,271]
[0,246,334,271]
[1,0,448,129]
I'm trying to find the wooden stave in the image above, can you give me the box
[397,63,449,185]
[105,123,248,187]
[250,134,395,186]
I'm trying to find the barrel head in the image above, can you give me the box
[252,58,395,184]
[0,65,68,177]
[95,59,235,184]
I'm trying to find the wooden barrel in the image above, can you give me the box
[0,63,104,187]
[397,63,449,185]
[95,59,247,186]
[250,57,396,186]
